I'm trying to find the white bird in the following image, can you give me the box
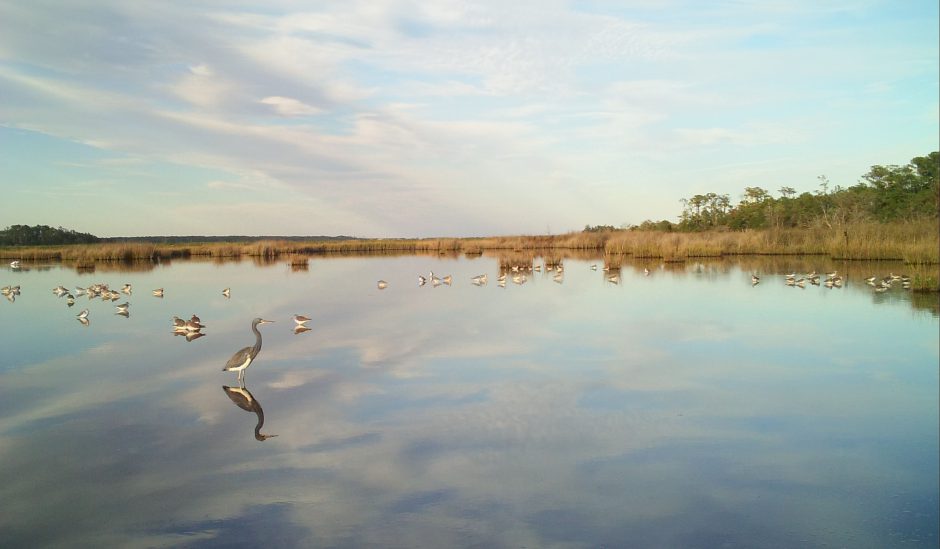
[152,288,164,297]
[293,314,311,325]
[377,280,388,290]
[77,309,89,319]
[182,319,203,332]
[222,288,231,298]
[417,275,427,286]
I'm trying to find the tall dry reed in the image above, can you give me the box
[2,220,936,269]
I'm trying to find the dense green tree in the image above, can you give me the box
[0,224,99,246]
[674,151,937,232]
[632,219,675,232]
[859,152,939,220]
[778,186,796,199]
[583,224,620,233]
[679,192,731,230]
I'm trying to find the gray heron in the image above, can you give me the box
[223,318,274,382]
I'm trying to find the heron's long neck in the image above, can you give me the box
[253,407,266,439]
[252,323,263,355]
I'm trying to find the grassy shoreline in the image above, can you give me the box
[3,221,937,288]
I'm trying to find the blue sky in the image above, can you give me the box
[1,0,937,238]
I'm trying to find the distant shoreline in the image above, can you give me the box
[98,235,363,244]
[2,220,937,264]
[3,224,937,290]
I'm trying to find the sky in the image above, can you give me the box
[0,1,937,238]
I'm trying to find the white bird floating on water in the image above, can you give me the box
[377,280,388,290]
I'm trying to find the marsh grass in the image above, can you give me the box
[2,221,936,286]
[289,255,309,267]
[907,264,940,291]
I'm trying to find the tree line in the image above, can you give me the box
[0,224,100,246]
[628,151,938,232]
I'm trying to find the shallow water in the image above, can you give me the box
[1,255,937,548]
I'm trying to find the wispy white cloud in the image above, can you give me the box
[0,0,936,236]
[259,96,324,116]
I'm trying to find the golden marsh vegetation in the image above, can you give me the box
[2,220,937,289]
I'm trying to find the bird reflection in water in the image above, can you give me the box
[222,384,278,441]
[293,325,311,335]
[173,330,205,342]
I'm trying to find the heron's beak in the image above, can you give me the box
[261,319,275,324]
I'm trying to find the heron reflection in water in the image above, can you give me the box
[222,317,274,382]
[222,384,278,441]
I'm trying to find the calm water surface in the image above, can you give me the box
[1,255,937,548]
